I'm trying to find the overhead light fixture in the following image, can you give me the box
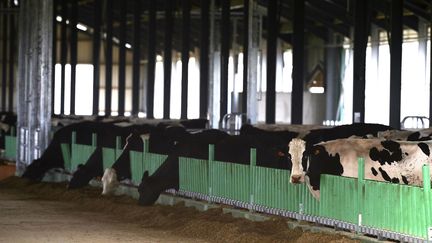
[307,64,325,94]
[156,55,163,62]
[125,43,132,49]
[56,16,62,22]
[76,23,87,31]
[13,0,19,6]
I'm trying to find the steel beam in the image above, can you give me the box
[291,0,304,124]
[118,0,126,116]
[70,0,77,115]
[1,1,7,112]
[163,0,173,119]
[7,8,14,112]
[132,0,141,116]
[352,0,368,123]
[92,0,102,115]
[105,0,113,116]
[51,0,57,115]
[199,0,210,119]
[220,0,230,123]
[265,0,277,124]
[181,0,191,119]
[146,0,156,119]
[389,0,403,129]
[60,0,67,115]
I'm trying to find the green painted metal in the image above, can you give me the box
[69,132,97,172]
[4,135,16,159]
[102,148,116,170]
[179,157,208,194]
[129,139,168,184]
[60,143,71,171]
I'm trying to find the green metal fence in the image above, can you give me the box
[4,135,16,159]
[129,139,167,184]
[69,132,97,172]
[320,159,432,239]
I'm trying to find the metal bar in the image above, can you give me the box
[265,0,277,124]
[105,0,113,116]
[51,0,57,116]
[291,0,304,124]
[118,0,127,116]
[92,0,102,116]
[70,0,77,115]
[60,0,67,115]
[2,1,8,111]
[146,0,156,119]
[132,0,141,116]
[181,0,191,119]
[352,0,368,123]
[389,0,402,129]
[241,0,248,114]
[246,0,258,124]
[7,7,14,112]
[199,0,210,119]
[163,0,173,119]
[220,0,230,124]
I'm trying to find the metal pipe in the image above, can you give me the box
[70,0,77,115]
[163,0,173,119]
[118,0,126,116]
[92,0,102,116]
[180,0,191,119]
[105,0,113,116]
[132,0,141,116]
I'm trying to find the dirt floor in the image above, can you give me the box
[0,167,360,243]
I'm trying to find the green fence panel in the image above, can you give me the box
[102,148,116,170]
[70,143,96,172]
[210,160,250,203]
[130,151,143,184]
[130,150,168,184]
[4,135,16,159]
[60,143,71,171]
[320,175,358,223]
[179,157,208,194]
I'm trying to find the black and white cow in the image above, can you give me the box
[288,123,396,183]
[378,127,432,141]
[138,129,229,205]
[100,124,189,195]
[290,138,432,200]
[22,121,153,181]
[137,131,293,205]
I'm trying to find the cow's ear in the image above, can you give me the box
[142,171,149,181]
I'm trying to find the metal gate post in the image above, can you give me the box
[357,157,365,233]
[16,0,53,175]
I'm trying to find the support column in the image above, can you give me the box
[2,1,8,111]
[220,0,230,123]
[51,0,57,115]
[118,0,126,116]
[389,0,402,129]
[325,30,342,120]
[292,0,304,124]
[17,0,53,175]
[208,0,219,128]
[352,0,368,123]
[70,0,77,115]
[242,0,249,115]
[92,0,101,115]
[105,0,113,116]
[181,0,190,119]
[163,0,173,119]
[59,0,67,115]
[8,8,15,112]
[199,0,210,119]
[246,0,258,124]
[265,0,277,124]
[132,0,141,116]
[146,0,156,119]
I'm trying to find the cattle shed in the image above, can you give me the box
[1,0,432,242]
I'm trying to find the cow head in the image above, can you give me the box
[68,164,91,189]
[101,168,119,195]
[138,171,160,205]
[288,138,307,183]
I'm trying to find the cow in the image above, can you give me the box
[288,123,396,184]
[291,138,432,200]
[22,121,153,181]
[378,127,432,141]
[99,124,192,195]
[138,131,292,205]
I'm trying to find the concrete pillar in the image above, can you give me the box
[16,0,53,175]
[246,0,258,124]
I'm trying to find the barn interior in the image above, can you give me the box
[0,0,432,242]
